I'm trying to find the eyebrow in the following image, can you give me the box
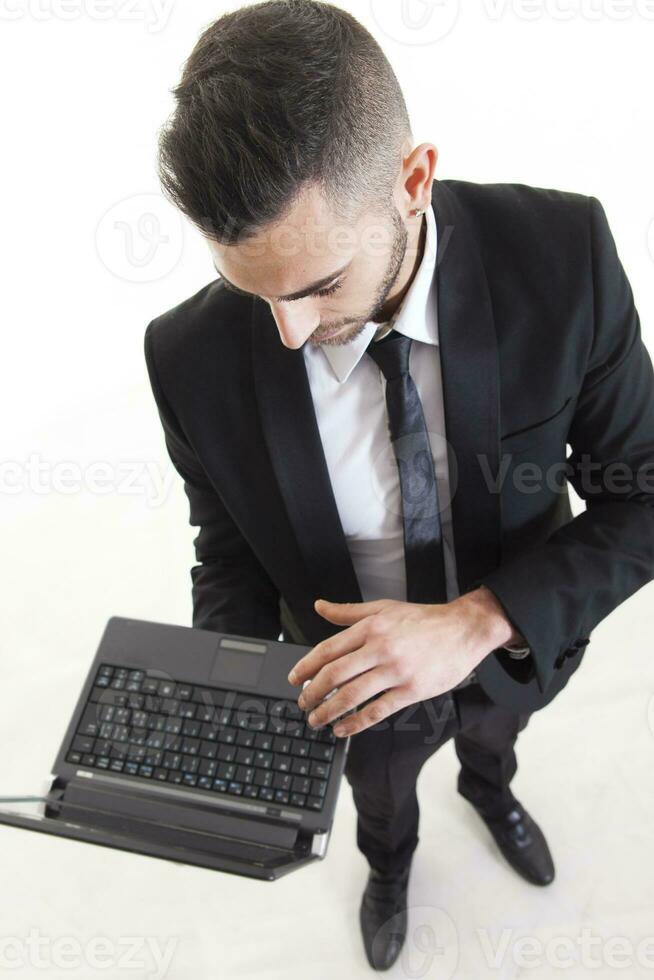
[212,260,352,303]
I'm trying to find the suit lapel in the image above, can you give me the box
[432,179,502,592]
[251,178,502,614]
[251,304,364,613]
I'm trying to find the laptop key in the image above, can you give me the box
[235,766,255,784]
[291,758,311,776]
[254,770,273,788]
[306,796,323,810]
[73,736,95,754]
[77,708,101,737]
[291,776,311,795]
[235,747,255,766]
[272,773,292,791]
[200,740,218,759]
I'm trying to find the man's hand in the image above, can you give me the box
[287,587,518,737]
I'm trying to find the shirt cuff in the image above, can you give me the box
[501,642,531,659]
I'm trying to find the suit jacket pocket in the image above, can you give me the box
[500,396,575,454]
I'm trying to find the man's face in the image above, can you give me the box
[207,183,410,350]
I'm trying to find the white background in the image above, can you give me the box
[1,1,653,977]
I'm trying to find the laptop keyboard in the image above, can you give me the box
[65,664,337,811]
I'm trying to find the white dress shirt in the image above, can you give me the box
[302,204,530,677]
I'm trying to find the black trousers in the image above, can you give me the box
[342,681,532,876]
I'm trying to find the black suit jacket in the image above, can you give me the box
[143,179,654,715]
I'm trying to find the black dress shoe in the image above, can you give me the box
[359,863,411,971]
[473,802,555,886]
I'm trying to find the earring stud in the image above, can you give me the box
[412,208,426,217]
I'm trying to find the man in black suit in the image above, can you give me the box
[146,0,654,970]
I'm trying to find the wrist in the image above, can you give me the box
[460,585,521,651]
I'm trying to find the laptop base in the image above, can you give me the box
[0,777,324,881]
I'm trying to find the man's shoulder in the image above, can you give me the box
[440,177,593,244]
[441,177,592,216]
[144,277,253,366]
[438,178,596,277]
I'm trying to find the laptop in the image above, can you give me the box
[0,616,350,880]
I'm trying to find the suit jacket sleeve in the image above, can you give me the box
[480,196,654,694]
[144,321,282,640]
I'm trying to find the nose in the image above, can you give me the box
[269,301,317,350]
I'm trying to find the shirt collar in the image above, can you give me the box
[314,204,439,384]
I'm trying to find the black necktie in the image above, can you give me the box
[366,329,448,604]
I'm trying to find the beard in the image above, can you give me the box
[308,205,409,348]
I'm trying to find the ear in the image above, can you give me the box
[402,142,438,214]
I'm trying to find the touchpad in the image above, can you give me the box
[209,637,268,689]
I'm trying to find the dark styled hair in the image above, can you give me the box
[156,0,413,243]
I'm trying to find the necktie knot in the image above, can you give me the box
[366,329,412,380]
